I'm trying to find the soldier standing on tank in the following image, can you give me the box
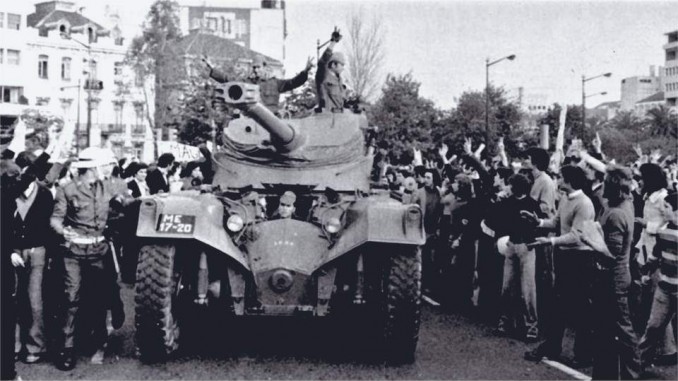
[206,55,314,115]
[316,27,347,113]
[50,149,131,371]
[272,191,298,220]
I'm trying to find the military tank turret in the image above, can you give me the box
[133,81,425,364]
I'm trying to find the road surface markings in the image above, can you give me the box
[541,359,591,380]
[422,295,440,306]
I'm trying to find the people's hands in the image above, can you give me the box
[474,143,486,158]
[592,132,602,153]
[520,210,539,226]
[304,56,315,72]
[10,253,25,268]
[641,275,651,286]
[527,237,552,249]
[450,238,461,249]
[497,137,505,154]
[633,144,643,158]
[412,146,423,166]
[650,149,662,163]
[331,27,342,42]
[62,226,78,241]
[463,137,473,155]
[438,143,449,160]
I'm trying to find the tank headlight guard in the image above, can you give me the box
[227,214,244,232]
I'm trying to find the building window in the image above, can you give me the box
[114,61,123,76]
[38,55,48,78]
[114,101,124,127]
[61,57,71,80]
[7,50,19,65]
[90,60,97,79]
[0,12,4,28]
[0,49,3,64]
[7,13,20,30]
[206,17,217,31]
[88,27,97,44]
[1,86,23,103]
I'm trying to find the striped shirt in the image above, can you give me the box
[650,228,678,290]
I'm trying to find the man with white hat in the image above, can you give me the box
[316,27,348,113]
[50,147,130,370]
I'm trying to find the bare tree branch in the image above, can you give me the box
[345,7,385,102]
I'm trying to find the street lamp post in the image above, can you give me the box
[485,54,516,152]
[581,72,612,130]
[61,33,94,148]
[60,78,82,154]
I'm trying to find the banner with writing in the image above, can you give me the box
[157,141,202,162]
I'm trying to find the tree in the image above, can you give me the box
[345,7,385,102]
[446,85,523,158]
[126,0,182,157]
[607,110,645,132]
[646,105,678,138]
[368,73,439,163]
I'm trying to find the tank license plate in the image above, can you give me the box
[156,214,196,234]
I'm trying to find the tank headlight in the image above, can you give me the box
[227,215,244,232]
[325,217,342,234]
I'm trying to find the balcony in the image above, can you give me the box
[131,124,146,136]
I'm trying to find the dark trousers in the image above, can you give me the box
[477,234,503,323]
[15,246,47,355]
[540,249,594,360]
[449,241,477,311]
[591,271,640,380]
[536,244,555,337]
[1,263,17,380]
[61,243,110,351]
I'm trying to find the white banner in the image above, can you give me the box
[157,141,202,162]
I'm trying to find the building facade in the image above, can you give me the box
[0,1,154,160]
[178,0,286,64]
[620,66,663,112]
[664,30,678,110]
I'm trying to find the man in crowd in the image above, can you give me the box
[50,149,131,370]
[413,168,442,296]
[591,166,641,380]
[524,165,596,367]
[147,153,175,195]
[524,147,558,337]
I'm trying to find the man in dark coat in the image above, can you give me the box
[146,153,175,195]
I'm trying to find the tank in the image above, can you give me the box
[133,81,425,364]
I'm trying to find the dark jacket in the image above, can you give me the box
[146,168,169,195]
[486,195,544,244]
[13,184,55,249]
[315,47,345,112]
[599,199,635,292]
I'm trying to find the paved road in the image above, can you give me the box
[15,284,677,380]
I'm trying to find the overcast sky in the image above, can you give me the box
[67,0,678,109]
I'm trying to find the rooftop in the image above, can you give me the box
[170,32,282,67]
[637,91,665,104]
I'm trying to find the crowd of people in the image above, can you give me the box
[1,25,676,381]
[372,132,677,379]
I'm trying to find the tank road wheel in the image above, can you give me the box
[382,247,422,364]
[134,243,181,363]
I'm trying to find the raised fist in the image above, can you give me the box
[331,27,342,42]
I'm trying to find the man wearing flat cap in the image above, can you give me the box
[207,54,314,114]
[316,27,348,113]
[50,147,131,371]
[273,191,298,220]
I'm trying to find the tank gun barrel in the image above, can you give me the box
[215,82,304,152]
